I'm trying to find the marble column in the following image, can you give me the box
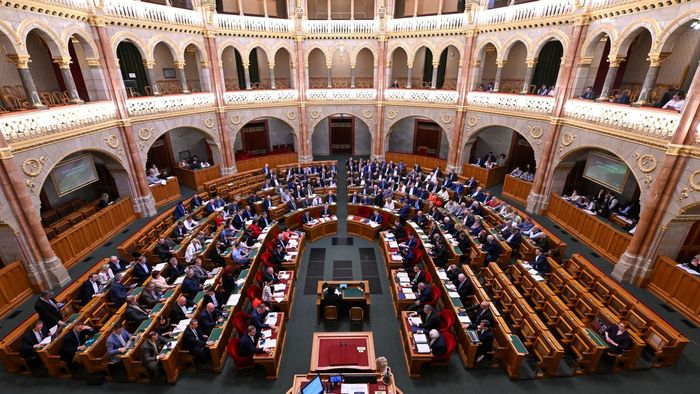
[406,63,413,88]
[598,56,624,100]
[521,58,536,94]
[326,65,332,88]
[174,61,190,94]
[291,64,297,88]
[199,61,212,92]
[350,65,356,88]
[431,61,440,89]
[243,62,251,90]
[636,54,666,105]
[305,64,310,89]
[269,64,276,89]
[54,57,82,103]
[493,60,506,92]
[144,60,161,95]
[10,55,44,109]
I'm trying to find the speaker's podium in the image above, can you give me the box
[286,372,402,394]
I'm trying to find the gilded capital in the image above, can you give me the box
[86,57,101,67]
[143,60,156,69]
[496,60,507,68]
[53,57,72,69]
[174,60,186,69]
[607,56,625,68]
[8,55,31,69]
[648,53,669,68]
[525,58,537,68]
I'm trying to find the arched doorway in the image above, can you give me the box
[146,127,221,178]
[387,116,448,159]
[26,29,73,106]
[234,117,297,160]
[117,40,149,97]
[273,47,293,89]
[463,126,535,173]
[248,47,270,90]
[311,114,371,157]
[308,48,328,88]
[152,41,179,95]
[475,42,498,90]
[500,40,527,93]
[221,46,245,91]
[389,46,409,88]
[532,40,564,94]
[437,45,460,90]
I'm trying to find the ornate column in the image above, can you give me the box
[406,61,413,88]
[0,144,71,288]
[326,63,333,88]
[447,30,476,174]
[374,34,388,161]
[304,62,310,89]
[350,61,357,88]
[430,60,440,89]
[174,60,190,94]
[612,61,700,284]
[470,59,482,90]
[294,1,312,162]
[143,60,161,96]
[269,63,276,89]
[597,55,624,100]
[53,57,83,103]
[635,53,667,105]
[243,62,252,90]
[290,63,297,88]
[521,58,536,94]
[198,60,212,92]
[493,60,506,92]
[8,55,45,109]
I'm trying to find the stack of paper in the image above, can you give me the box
[265,313,278,326]
[413,333,427,343]
[173,319,191,334]
[226,294,241,306]
[410,316,424,326]
[396,272,410,282]
[457,315,471,324]
[154,263,166,272]
[437,271,448,280]
[391,254,403,261]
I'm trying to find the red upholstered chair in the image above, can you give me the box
[427,285,441,308]
[424,270,433,284]
[233,311,251,337]
[410,250,424,267]
[262,252,275,269]
[255,270,264,285]
[356,206,370,218]
[432,331,457,365]
[226,337,255,370]
[247,285,261,301]
[438,309,456,333]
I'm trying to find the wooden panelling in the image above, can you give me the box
[545,194,630,263]
[461,164,508,188]
[0,261,33,318]
[502,175,532,205]
[172,165,221,190]
[150,177,181,208]
[385,152,446,170]
[646,256,700,327]
[236,152,298,173]
[50,198,137,268]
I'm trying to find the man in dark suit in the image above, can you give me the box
[59,324,94,365]
[238,325,267,358]
[287,198,299,211]
[34,290,64,329]
[411,304,440,331]
[320,204,332,217]
[320,283,341,311]
[132,256,153,284]
[429,329,447,356]
[125,296,150,326]
[20,320,48,370]
[411,264,426,292]
[250,303,271,332]
[481,235,502,265]
[198,303,222,336]
[171,222,188,242]
[108,256,130,274]
[80,273,101,305]
[140,331,168,380]
[203,285,225,310]
[350,192,361,204]
[369,210,383,224]
[301,210,314,225]
[262,267,279,285]
[170,296,193,322]
[475,320,494,363]
[467,301,494,329]
[109,274,129,306]
[139,282,162,310]
[532,247,549,275]
[257,211,271,228]
[409,282,433,311]
[505,227,522,251]
[182,270,202,300]
[391,219,407,241]
[456,273,473,303]
[174,201,188,219]
[182,319,210,365]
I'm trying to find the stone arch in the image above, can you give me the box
[61,26,98,59]
[310,112,373,157]
[147,36,181,62]
[656,11,700,53]
[350,45,378,67]
[305,44,330,65]
[474,38,502,60]
[387,43,411,64]
[178,39,206,63]
[0,21,23,55]
[532,31,569,60]
[143,124,221,166]
[18,21,66,57]
[500,36,532,62]
[464,122,543,169]
[613,20,660,58]
[217,39,245,60]
[436,38,464,61]
[308,107,374,134]
[234,115,301,156]
[111,31,149,60]
[408,42,437,62]
[270,43,296,67]
[385,114,452,160]
[246,45,271,65]
[581,25,617,58]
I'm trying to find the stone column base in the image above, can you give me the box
[133,194,157,217]
[371,154,385,161]
[221,166,237,176]
[612,252,654,286]
[41,256,71,288]
[526,192,549,214]
[446,164,461,175]
[299,155,314,163]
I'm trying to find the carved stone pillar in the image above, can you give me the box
[597,56,624,100]
[406,62,413,89]
[174,61,190,94]
[269,64,276,89]
[635,53,667,105]
[521,58,536,94]
[199,60,212,92]
[350,63,356,88]
[431,61,440,89]
[54,57,83,103]
[243,62,251,90]
[144,60,161,95]
[326,64,332,88]
[493,60,506,92]
[9,55,45,109]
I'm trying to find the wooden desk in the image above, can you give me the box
[253,311,287,380]
[150,176,181,208]
[315,281,371,322]
[389,270,418,317]
[501,175,532,205]
[270,271,295,318]
[286,373,402,394]
[0,261,34,319]
[310,332,376,372]
[236,152,299,172]
[347,215,381,241]
[303,215,339,242]
[461,164,508,188]
[173,165,221,190]
[379,231,404,272]
[545,194,630,263]
[282,232,306,271]
[398,311,433,378]
[646,256,700,327]
[385,152,447,171]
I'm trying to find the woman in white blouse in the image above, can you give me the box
[383,198,395,211]
[261,280,274,305]
[185,238,203,263]
[97,264,114,286]
[183,216,199,232]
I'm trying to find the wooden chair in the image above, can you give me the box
[349,307,364,330]
[323,306,338,326]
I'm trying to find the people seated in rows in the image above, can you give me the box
[429,329,447,356]
[141,331,168,381]
[151,269,174,293]
[171,296,193,322]
[106,322,133,364]
[182,319,211,367]
[609,90,631,104]
[179,155,211,170]
[125,295,151,325]
[20,320,48,371]
[410,304,440,332]
[579,86,597,100]
[139,282,164,310]
[475,320,494,363]
[466,301,494,329]
[59,323,94,369]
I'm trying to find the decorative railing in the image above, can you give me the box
[477,0,573,26]
[126,93,215,117]
[31,0,92,11]
[306,89,377,101]
[564,99,680,139]
[388,13,466,33]
[215,14,294,33]
[467,92,554,114]
[385,89,459,105]
[587,0,640,10]
[0,102,116,144]
[303,19,378,35]
[224,89,299,105]
[103,0,203,27]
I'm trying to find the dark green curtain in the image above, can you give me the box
[457,0,466,12]
[117,42,148,96]
[395,0,405,17]
[532,41,564,89]
[234,49,246,89]
[422,50,433,86]
[249,49,260,84]
[436,49,448,88]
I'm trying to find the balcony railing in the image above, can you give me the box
[306,89,377,101]
[224,89,299,105]
[126,93,215,117]
[103,0,203,27]
[303,19,378,35]
[564,99,680,140]
[0,102,116,145]
[477,0,573,26]
[588,0,640,10]
[388,13,466,33]
[467,92,554,114]
[32,0,92,11]
[215,14,294,34]
[385,89,459,105]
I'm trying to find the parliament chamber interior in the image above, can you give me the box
[1,0,699,393]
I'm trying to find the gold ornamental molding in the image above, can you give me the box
[104,134,124,157]
[9,120,122,153]
[231,114,242,125]
[666,144,700,158]
[634,153,657,174]
[690,170,700,192]
[527,125,543,146]
[202,119,215,129]
[22,157,46,177]
[0,147,13,160]
[558,132,577,153]
[467,116,479,128]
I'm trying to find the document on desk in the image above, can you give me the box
[260,338,277,349]
[265,313,278,325]
[39,336,52,346]
[226,294,241,306]
[341,384,369,394]
[416,343,431,353]
[273,284,286,292]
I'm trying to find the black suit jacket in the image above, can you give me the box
[80,280,99,305]
[133,263,152,284]
[198,310,221,336]
[203,292,225,309]
[418,311,441,331]
[456,279,473,301]
[470,307,494,328]
[431,334,447,356]
[35,298,62,328]
[21,329,47,359]
[125,305,149,324]
[533,254,549,275]
[170,303,191,323]
[182,327,207,353]
[60,328,94,363]
[238,333,264,358]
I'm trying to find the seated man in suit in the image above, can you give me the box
[286,197,299,211]
[257,211,272,228]
[391,219,407,241]
[409,282,433,311]
[320,283,342,311]
[182,319,211,366]
[369,210,383,224]
[262,267,279,285]
[455,273,473,303]
[108,255,131,274]
[171,221,188,242]
[59,323,95,369]
[301,210,314,225]
[20,320,48,371]
[203,285,225,310]
[34,290,64,329]
[139,282,163,310]
[171,296,193,323]
[410,304,440,332]
[532,247,550,275]
[505,226,522,251]
[80,273,102,306]
[198,303,222,336]
[141,331,168,380]
[238,325,270,358]
[125,296,150,326]
[182,269,202,300]
[429,329,447,356]
[475,320,495,363]
[250,303,271,332]
[410,264,426,292]
[481,235,502,265]
[153,238,176,262]
[108,273,130,307]
[466,301,494,329]
[106,322,133,364]
[132,255,153,284]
